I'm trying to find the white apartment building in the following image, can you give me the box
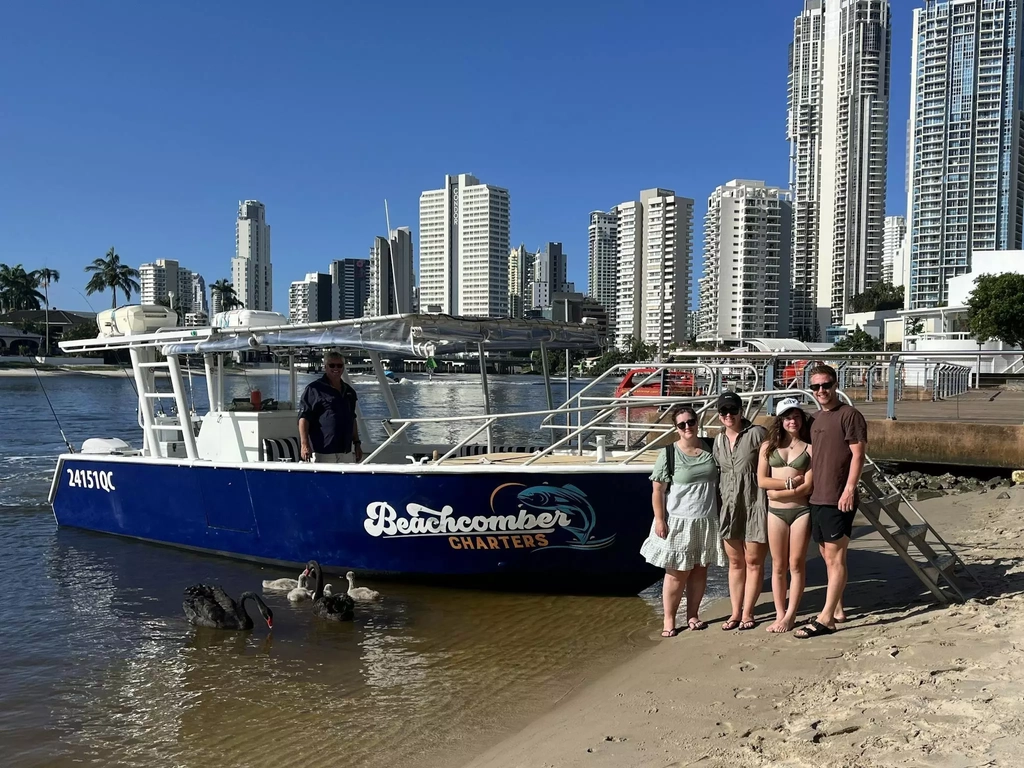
[191,274,208,315]
[588,211,618,328]
[289,272,332,324]
[507,244,535,319]
[697,180,793,343]
[641,189,694,352]
[530,242,570,310]
[882,215,906,286]
[787,0,825,339]
[789,0,891,339]
[614,201,643,349]
[231,200,273,311]
[139,259,198,315]
[366,227,414,317]
[906,0,1024,309]
[419,174,510,317]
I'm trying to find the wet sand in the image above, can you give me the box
[463,488,1024,768]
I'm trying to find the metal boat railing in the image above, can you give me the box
[368,387,824,467]
[542,361,761,453]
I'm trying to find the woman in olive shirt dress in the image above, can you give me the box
[713,391,768,631]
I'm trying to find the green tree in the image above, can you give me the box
[829,325,882,353]
[849,281,904,313]
[967,273,1024,347]
[0,263,45,312]
[210,278,242,311]
[36,267,60,355]
[85,247,141,309]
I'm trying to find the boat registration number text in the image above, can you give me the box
[66,468,116,492]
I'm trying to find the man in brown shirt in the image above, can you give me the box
[795,364,867,639]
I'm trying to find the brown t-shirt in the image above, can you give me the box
[809,402,868,506]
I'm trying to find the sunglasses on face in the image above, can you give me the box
[809,382,834,392]
[675,419,697,430]
[326,364,344,370]
[719,407,740,417]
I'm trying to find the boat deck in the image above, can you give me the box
[441,449,662,466]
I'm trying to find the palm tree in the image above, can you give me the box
[36,267,59,356]
[0,263,45,313]
[85,247,140,309]
[210,279,242,312]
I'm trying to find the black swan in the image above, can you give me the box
[307,560,354,621]
[183,584,274,630]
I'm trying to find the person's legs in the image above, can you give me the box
[741,541,768,627]
[685,565,708,629]
[661,568,687,635]
[817,539,849,628]
[782,512,812,631]
[767,513,791,632]
[722,539,745,629]
[311,452,341,464]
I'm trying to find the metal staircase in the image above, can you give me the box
[128,348,199,460]
[857,460,979,603]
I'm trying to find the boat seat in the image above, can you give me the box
[261,436,302,462]
[457,444,547,457]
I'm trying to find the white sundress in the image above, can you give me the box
[639,446,728,572]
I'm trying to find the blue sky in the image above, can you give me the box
[1,1,915,313]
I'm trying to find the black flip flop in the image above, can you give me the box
[795,620,835,639]
[661,628,682,637]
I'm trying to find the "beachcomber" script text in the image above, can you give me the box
[363,501,571,538]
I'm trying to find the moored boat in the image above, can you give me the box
[52,311,681,595]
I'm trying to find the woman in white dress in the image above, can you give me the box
[640,406,727,637]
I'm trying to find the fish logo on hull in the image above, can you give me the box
[516,484,615,551]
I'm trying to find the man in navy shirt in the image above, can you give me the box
[298,350,363,463]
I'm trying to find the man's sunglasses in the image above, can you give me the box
[809,382,834,392]
[326,363,345,370]
[675,419,697,430]
[718,407,740,417]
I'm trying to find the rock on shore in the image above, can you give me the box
[877,469,1014,502]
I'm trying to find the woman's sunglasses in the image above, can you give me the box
[675,419,697,430]
[718,407,740,417]
[809,382,834,392]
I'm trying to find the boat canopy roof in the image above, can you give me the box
[59,312,602,356]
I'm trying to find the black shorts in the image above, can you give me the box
[810,504,855,544]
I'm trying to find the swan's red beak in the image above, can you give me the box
[266,617,274,629]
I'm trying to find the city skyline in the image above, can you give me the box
[0,2,916,314]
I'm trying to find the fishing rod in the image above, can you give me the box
[33,367,74,453]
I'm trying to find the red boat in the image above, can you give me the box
[781,360,809,388]
[614,368,696,399]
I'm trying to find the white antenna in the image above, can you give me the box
[384,199,402,314]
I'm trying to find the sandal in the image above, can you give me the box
[661,628,682,637]
[738,619,757,631]
[721,619,741,631]
[794,620,835,639]
[688,618,708,631]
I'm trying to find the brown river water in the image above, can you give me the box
[1,373,718,767]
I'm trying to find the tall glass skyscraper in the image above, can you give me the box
[906,0,1024,308]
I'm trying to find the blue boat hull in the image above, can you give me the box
[51,457,662,595]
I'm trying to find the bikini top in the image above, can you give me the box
[769,447,811,471]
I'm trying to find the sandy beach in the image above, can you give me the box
[462,486,1024,768]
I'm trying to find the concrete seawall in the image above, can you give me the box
[860,419,1024,468]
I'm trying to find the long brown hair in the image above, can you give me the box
[763,408,812,458]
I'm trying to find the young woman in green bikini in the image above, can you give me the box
[756,398,813,633]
